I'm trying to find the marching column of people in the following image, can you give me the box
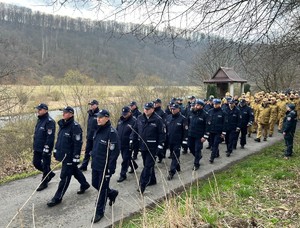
[34,90,298,223]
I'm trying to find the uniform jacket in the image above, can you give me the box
[54,117,83,164]
[131,108,142,118]
[154,106,168,122]
[116,115,136,148]
[130,112,166,151]
[283,110,297,133]
[277,99,287,117]
[166,112,188,145]
[224,106,242,131]
[33,113,56,152]
[91,121,120,174]
[188,109,208,138]
[256,104,271,125]
[238,104,254,128]
[86,107,99,140]
[269,104,278,123]
[206,107,227,134]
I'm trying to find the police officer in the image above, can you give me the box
[33,103,56,191]
[282,104,297,159]
[224,99,242,156]
[129,101,142,118]
[116,106,138,182]
[91,109,120,223]
[188,99,208,170]
[153,98,167,163]
[129,101,141,160]
[185,95,196,117]
[206,99,227,163]
[176,97,186,115]
[47,106,90,207]
[79,99,99,171]
[130,102,165,194]
[238,99,254,149]
[166,103,188,180]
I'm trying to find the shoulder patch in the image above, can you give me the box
[111,127,115,133]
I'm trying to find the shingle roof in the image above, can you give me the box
[203,67,247,83]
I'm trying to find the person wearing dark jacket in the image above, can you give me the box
[116,106,138,182]
[153,98,168,162]
[33,103,56,191]
[47,106,90,207]
[188,99,209,170]
[282,104,297,159]
[90,109,120,223]
[129,101,141,160]
[166,103,188,180]
[238,99,254,149]
[79,100,99,171]
[206,99,227,163]
[224,99,242,157]
[130,102,166,194]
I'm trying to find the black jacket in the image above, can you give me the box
[116,115,136,148]
[131,108,142,118]
[207,107,227,134]
[86,107,99,140]
[33,113,56,152]
[54,117,82,164]
[283,110,297,133]
[131,112,166,152]
[238,104,254,128]
[224,106,242,131]
[188,109,208,138]
[91,121,120,174]
[166,112,188,145]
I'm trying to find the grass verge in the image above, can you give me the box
[121,132,300,227]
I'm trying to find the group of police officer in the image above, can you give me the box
[33,91,298,223]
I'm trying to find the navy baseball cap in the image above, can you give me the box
[129,101,137,106]
[170,103,179,109]
[35,103,48,110]
[122,106,131,115]
[88,99,99,105]
[195,99,205,106]
[144,102,154,110]
[213,99,222,104]
[287,103,296,110]
[188,95,195,99]
[97,109,110,117]
[153,98,162,103]
[60,106,74,114]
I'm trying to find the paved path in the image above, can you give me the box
[1,131,285,228]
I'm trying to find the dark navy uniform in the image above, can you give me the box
[238,101,254,148]
[207,102,227,163]
[116,114,138,180]
[154,105,168,161]
[33,112,56,187]
[80,107,99,170]
[131,108,165,193]
[282,105,297,158]
[188,104,208,169]
[51,116,89,203]
[91,120,120,218]
[166,109,188,178]
[131,108,142,118]
[129,101,142,159]
[224,104,242,156]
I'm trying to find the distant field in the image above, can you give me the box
[2,85,204,116]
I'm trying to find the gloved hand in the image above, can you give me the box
[72,155,80,165]
[43,145,50,155]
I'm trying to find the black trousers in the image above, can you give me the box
[209,133,222,160]
[169,144,181,175]
[33,151,51,180]
[239,126,248,147]
[140,149,156,191]
[284,132,294,157]
[92,170,117,215]
[53,163,89,201]
[188,136,203,167]
[225,130,239,153]
[120,147,138,178]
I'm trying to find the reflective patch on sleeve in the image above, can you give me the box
[75,134,81,141]
[185,125,188,130]
[47,129,53,135]
[287,117,291,121]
